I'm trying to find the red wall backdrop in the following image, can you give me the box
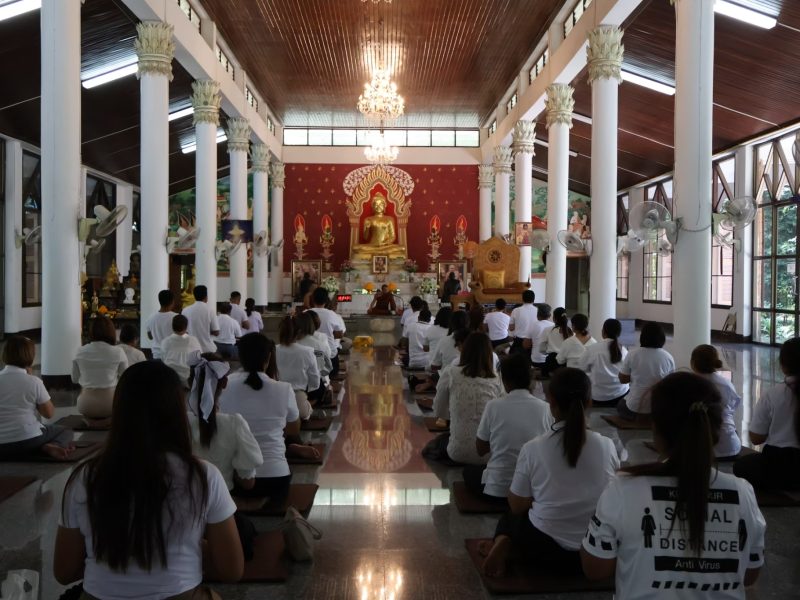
[283,164,479,271]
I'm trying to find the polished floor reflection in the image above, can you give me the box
[0,332,798,599]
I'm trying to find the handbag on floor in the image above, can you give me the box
[281,506,322,561]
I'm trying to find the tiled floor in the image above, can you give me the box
[1,324,799,599]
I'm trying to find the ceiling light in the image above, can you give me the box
[715,0,776,29]
[81,59,138,89]
[0,0,40,22]
[357,69,404,124]
[364,131,398,165]
[169,106,194,122]
[181,130,227,154]
[621,70,675,96]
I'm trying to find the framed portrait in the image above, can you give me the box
[515,222,532,246]
[371,255,389,274]
[437,261,468,286]
[291,260,322,302]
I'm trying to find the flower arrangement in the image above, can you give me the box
[402,258,418,273]
[387,282,398,293]
[340,259,356,272]
[418,277,438,296]
[364,282,375,293]
[321,276,340,294]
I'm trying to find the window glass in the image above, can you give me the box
[407,130,431,146]
[332,129,357,146]
[21,151,42,307]
[642,236,672,303]
[384,130,407,147]
[85,175,117,279]
[431,130,455,147]
[283,129,308,145]
[307,129,332,145]
[455,130,480,147]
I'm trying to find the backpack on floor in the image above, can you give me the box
[281,506,322,561]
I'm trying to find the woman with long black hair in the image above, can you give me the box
[54,361,243,598]
[579,318,629,407]
[582,372,765,597]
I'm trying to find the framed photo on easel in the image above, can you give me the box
[372,255,389,274]
[437,261,468,287]
[291,260,321,302]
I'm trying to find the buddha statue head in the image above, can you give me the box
[371,192,388,216]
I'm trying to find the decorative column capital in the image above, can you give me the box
[191,80,221,126]
[512,120,536,156]
[478,164,494,188]
[492,146,513,174]
[226,117,251,154]
[545,84,575,129]
[271,162,286,188]
[251,143,271,172]
[135,21,175,80]
[586,26,624,84]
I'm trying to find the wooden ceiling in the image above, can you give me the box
[200,0,563,128]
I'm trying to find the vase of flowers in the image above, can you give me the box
[322,276,340,295]
[340,259,355,283]
[403,258,418,282]
[418,277,438,305]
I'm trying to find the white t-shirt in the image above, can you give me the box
[702,372,742,457]
[61,456,236,600]
[310,307,345,354]
[583,471,766,600]
[476,389,554,497]
[247,310,264,333]
[749,378,799,448]
[400,308,419,337]
[556,335,597,368]
[297,335,333,378]
[407,320,433,368]
[580,339,630,401]
[0,366,50,444]
[618,347,676,414]
[120,344,146,366]
[145,311,178,359]
[72,342,128,389]
[509,303,536,337]
[229,303,249,329]
[423,325,448,354]
[276,343,321,392]
[525,319,551,364]
[484,311,511,342]
[313,330,335,359]
[214,314,242,345]
[430,334,460,369]
[219,371,298,477]
[160,333,203,385]
[189,413,264,490]
[182,302,221,353]
[443,369,505,464]
[511,427,619,550]
[541,326,569,354]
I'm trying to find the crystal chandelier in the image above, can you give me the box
[364,130,398,165]
[357,69,404,123]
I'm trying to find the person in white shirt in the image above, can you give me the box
[0,336,74,460]
[275,316,320,420]
[326,298,352,353]
[429,310,469,371]
[468,354,554,500]
[580,318,629,406]
[406,308,433,369]
[734,337,800,490]
[424,307,451,355]
[523,303,552,368]
[160,314,203,387]
[229,291,250,331]
[296,310,333,404]
[245,298,264,333]
[54,361,243,597]
[691,344,742,459]
[540,307,573,377]
[144,289,177,359]
[214,303,243,359]
[509,289,536,354]
[309,288,345,377]
[71,317,129,420]
[400,296,425,338]
[219,333,317,500]
[483,298,511,347]
[582,372,765,598]
[481,368,619,577]
[556,313,596,369]
[617,322,675,420]
[182,285,221,354]
[118,324,146,366]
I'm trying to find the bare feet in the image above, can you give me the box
[415,380,434,393]
[481,535,511,578]
[287,443,321,460]
[41,443,74,461]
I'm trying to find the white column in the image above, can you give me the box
[251,144,270,306]
[135,22,174,346]
[191,80,221,308]
[493,146,513,238]
[733,145,754,339]
[226,117,251,298]
[672,0,714,366]
[545,83,575,309]
[478,165,494,241]
[40,0,82,378]
[269,162,285,303]
[513,120,535,282]
[587,26,623,337]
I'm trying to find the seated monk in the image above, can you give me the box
[351,192,407,259]
[367,285,397,315]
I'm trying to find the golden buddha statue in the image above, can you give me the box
[351,193,407,259]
